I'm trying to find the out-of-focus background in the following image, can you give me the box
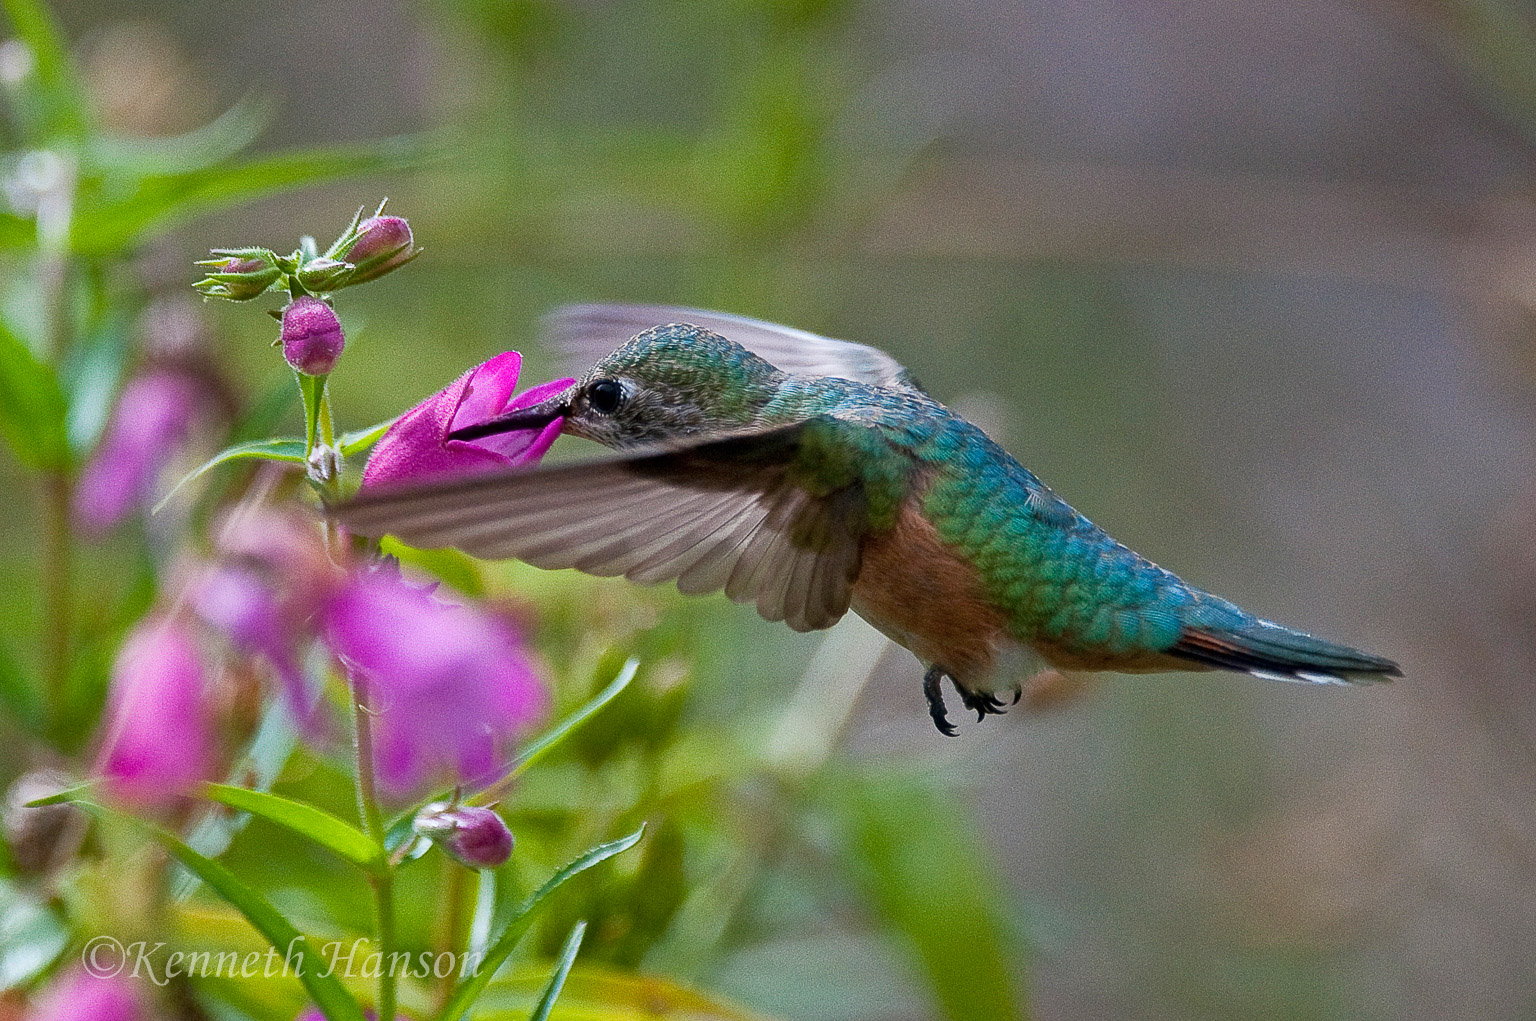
[8,0,1536,1017]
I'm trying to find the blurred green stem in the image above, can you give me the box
[351,676,397,1021]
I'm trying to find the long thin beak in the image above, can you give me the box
[448,392,571,441]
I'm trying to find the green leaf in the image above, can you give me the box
[528,921,586,1021]
[151,437,306,514]
[39,794,365,1021]
[203,784,384,874]
[150,824,368,1021]
[0,0,87,140]
[439,826,645,1021]
[477,658,640,801]
[69,135,436,255]
[338,416,397,456]
[83,97,271,176]
[0,321,67,470]
[23,780,95,807]
[455,963,775,1020]
[299,372,326,456]
[0,632,43,733]
[816,768,1028,1021]
[0,878,68,990]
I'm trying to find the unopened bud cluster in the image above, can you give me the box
[194,201,421,376]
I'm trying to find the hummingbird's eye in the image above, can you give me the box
[587,379,625,415]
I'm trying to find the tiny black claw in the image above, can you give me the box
[958,686,1009,721]
[1011,687,1022,705]
[923,666,958,737]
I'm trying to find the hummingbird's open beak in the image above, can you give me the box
[448,390,571,442]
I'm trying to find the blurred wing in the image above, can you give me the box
[333,424,867,632]
[545,303,924,392]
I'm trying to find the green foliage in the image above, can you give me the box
[203,784,385,875]
[0,321,67,470]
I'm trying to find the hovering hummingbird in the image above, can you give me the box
[336,304,1400,735]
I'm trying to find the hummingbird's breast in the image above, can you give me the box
[850,495,1017,686]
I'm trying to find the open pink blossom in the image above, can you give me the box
[361,351,573,490]
[25,968,145,1021]
[96,616,214,808]
[323,566,546,795]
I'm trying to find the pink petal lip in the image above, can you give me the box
[359,350,574,491]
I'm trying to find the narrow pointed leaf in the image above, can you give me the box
[204,784,384,873]
[36,793,365,1021]
[338,416,398,456]
[70,135,436,254]
[439,826,645,1021]
[487,657,640,792]
[528,921,586,1021]
[299,373,326,456]
[151,437,305,513]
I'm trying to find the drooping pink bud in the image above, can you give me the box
[344,215,418,285]
[280,296,344,376]
[413,802,514,869]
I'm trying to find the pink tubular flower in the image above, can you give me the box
[25,968,145,1021]
[360,351,573,490]
[97,616,214,809]
[280,296,345,375]
[73,368,207,535]
[323,567,545,796]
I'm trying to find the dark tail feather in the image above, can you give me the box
[1169,619,1401,686]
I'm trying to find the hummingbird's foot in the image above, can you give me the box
[922,666,958,737]
[958,687,1010,723]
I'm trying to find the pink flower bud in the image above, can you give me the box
[413,803,514,869]
[344,215,418,285]
[280,297,344,376]
[194,251,282,301]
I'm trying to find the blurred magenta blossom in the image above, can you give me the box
[73,368,211,535]
[361,351,573,490]
[280,296,345,376]
[25,968,145,1021]
[323,565,546,795]
[96,616,213,807]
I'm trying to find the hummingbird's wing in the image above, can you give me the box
[545,304,925,392]
[332,423,868,632]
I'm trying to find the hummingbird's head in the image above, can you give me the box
[450,323,785,450]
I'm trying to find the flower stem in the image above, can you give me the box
[351,676,396,1021]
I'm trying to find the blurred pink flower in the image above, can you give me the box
[73,368,208,535]
[323,567,545,795]
[97,616,214,808]
[25,968,144,1021]
[190,565,309,714]
[361,351,572,490]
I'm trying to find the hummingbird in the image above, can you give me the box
[335,304,1400,735]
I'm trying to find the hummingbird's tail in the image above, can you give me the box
[1169,619,1401,686]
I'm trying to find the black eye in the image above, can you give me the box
[587,379,624,415]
